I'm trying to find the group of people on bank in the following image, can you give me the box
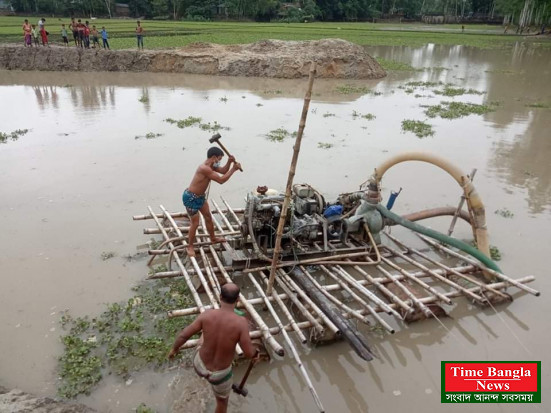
[22,18,146,50]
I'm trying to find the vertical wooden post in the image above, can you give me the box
[266,62,317,295]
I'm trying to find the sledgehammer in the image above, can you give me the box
[209,133,243,172]
[232,358,257,397]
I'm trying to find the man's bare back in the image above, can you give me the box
[198,309,254,371]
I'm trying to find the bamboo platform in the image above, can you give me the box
[133,196,539,412]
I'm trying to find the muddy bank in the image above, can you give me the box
[0,386,94,413]
[0,39,385,79]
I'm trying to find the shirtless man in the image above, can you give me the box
[182,147,241,257]
[168,283,259,413]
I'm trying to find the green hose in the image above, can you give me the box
[375,204,502,273]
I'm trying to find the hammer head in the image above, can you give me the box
[209,133,221,144]
[232,383,248,397]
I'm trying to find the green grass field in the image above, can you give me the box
[1,16,549,50]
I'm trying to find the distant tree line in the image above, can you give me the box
[8,0,551,26]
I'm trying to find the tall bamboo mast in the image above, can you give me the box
[266,62,317,295]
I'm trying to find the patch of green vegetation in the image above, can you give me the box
[322,112,336,118]
[135,132,163,140]
[0,128,29,144]
[266,128,293,142]
[138,95,149,103]
[165,116,202,128]
[352,111,376,120]
[149,238,163,250]
[335,84,371,94]
[317,142,334,149]
[490,245,501,261]
[101,251,116,261]
[199,121,231,132]
[261,90,283,95]
[470,240,502,261]
[0,17,538,50]
[148,264,168,276]
[57,279,194,398]
[401,119,434,138]
[423,101,496,119]
[495,208,514,218]
[376,57,419,71]
[219,96,228,103]
[406,81,443,88]
[405,88,414,94]
[433,86,485,96]
[256,103,264,107]
[526,102,550,108]
[136,404,157,413]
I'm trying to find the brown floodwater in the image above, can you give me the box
[0,43,550,413]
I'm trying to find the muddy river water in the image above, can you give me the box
[0,43,550,412]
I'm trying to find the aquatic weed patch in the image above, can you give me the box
[317,142,334,149]
[352,110,376,120]
[57,279,194,398]
[401,119,434,138]
[335,84,372,95]
[375,57,419,72]
[433,86,485,97]
[265,128,297,142]
[495,208,514,218]
[135,132,164,140]
[423,101,496,119]
[526,102,550,108]
[165,116,202,128]
[406,81,443,88]
[165,117,230,132]
[0,128,29,144]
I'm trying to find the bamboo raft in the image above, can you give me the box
[132,65,538,411]
[133,197,539,412]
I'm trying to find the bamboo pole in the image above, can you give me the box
[258,271,307,344]
[279,270,340,336]
[159,205,218,309]
[375,262,434,318]
[220,196,242,226]
[167,264,480,317]
[206,244,285,356]
[144,227,240,235]
[133,208,244,221]
[248,273,325,413]
[173,275,535,349]
[147,206,205,312]
[147,266,231,280]
[320,242,413,314]
[331,265,400,317]
[448,169,477,236]
[267,62,317,295]
[384,232,510,300]
[246,250,373,273]
[212,199,235,232]
[271,271,326,335]
[382,244,488,304]
[417,234,540,296]
[299,266,395,334]
[381,256,453,305]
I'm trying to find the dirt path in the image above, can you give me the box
[0,39,385,79]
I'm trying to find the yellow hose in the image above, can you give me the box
[371,152,490,267]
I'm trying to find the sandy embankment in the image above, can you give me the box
[0,39,386,79]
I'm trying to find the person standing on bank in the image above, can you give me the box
[135,20,144,50]
[182,147,241,257]
[168,283,259,413]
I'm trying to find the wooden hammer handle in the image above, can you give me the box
[216,141,243,172]
[236,358,256,390]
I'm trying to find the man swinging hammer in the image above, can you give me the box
[182,147,241,257]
